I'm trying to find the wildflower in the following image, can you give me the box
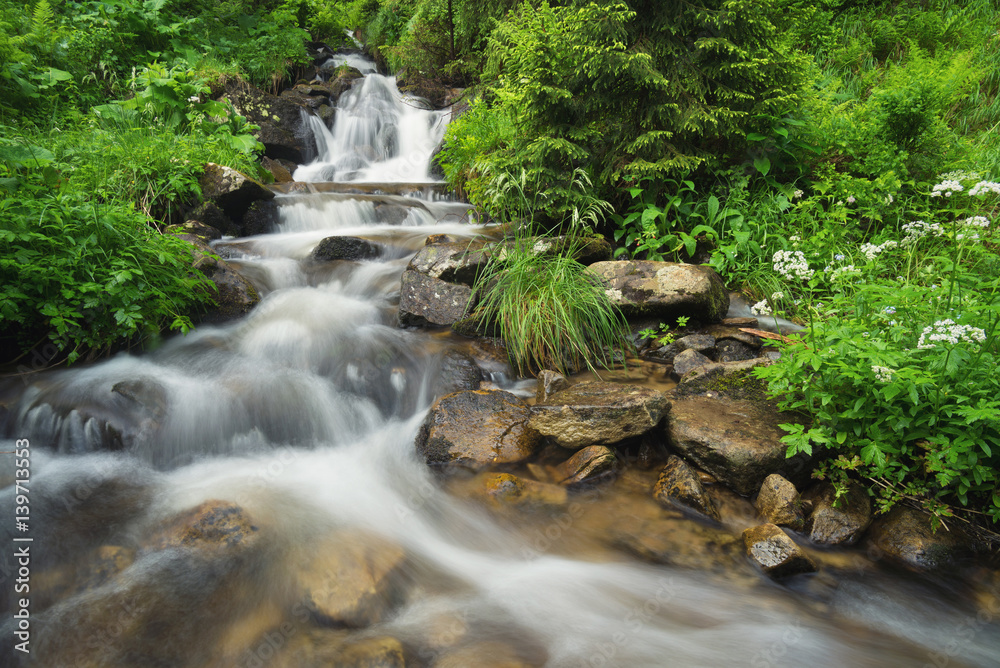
[771,291,784,301]
[860,240,898,261]
[750,300,771,317]
[917,319,987,349]
[829,265,859,281]
[901,220,944,245]
[883,306,896,315]
[930,180,963,197]
[836,200,844,206]
[772,250,814,281]
[789,235,801,242]
[885,194,894,205]
[834,254,846,261]
[872,365,894,383]
[846,196,856,204]
[792,189,804,200]
[960,216,990,229]
[969,181,1000,196]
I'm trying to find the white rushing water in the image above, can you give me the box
[2,53,999,668]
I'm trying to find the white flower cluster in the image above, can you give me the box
[901,220,944,245]
[871,365,895,383]
[792,189,804,200]
[969,181,1000,196]
[939,170,980,182]
[860,240,898,261]
[829,265,859,281]
[961,216,990,228]
[930,180,964,197]
[773,250,814,280]
[884,194,894,205]
[750,300,771,316]
[771,291,785,301]
[917,319,987,349]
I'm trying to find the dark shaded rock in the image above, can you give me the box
[867,506,971,571]
[143,500,260,554]
[374,202,412,226]
[666,395,807,496]
[187,200,237,236]
[242,198,279,236]
[178,235,260,323]
[548,445,618,486]
[755,474,805,531]
[586,261,730,322]
[675,334,716,354]
[199,163,275,225]
[262,156,294,183]
[416,390,541,470]
[702,324,763,348]
[535,370,569,403]
[434,349,483,395]
[297,530,407,628]
[722,317,758,327]
[653,455,719,520]
[804,482,872,546]
[312,236,382,262]
[407,240,490,286]
[467,339,513,380]
[641,342,681,364]
[396,70,449,108]
[222,81,310,162]
[166,220,222,242]
[675,361,772,399]
[450,314,492,338]
[742,523,817,578]
[672,349,712,377]
[529,381,670,449]
[399,271,472,327]
[716,339,758,363]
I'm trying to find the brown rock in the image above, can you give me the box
[742,523,817,578]
[480,472,568,509]
[653,456,719,520]
[755,474,805,531]
[666,395,806,495]
[868,505,970,571]
[529,381,670,449]
[548,445,618,486]
[702,324,763,348]
[804,482,872,546]
[586,260,730,322]
[433,641,536,668]
[298,531,408,628]
[535,369,570,403]
[416,390,541,470]
[262,156,294,183]
[143,500,260,554]
[672,348,712,377]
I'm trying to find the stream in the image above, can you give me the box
[2,55,999,668]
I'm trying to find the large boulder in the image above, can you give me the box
[804,482,872,546]
[586,261,729,323]
[399,271,472,327]
[199,163,275,225]
[666,395,806,496]
[529,381,670,449]
[416,390,541,470]
[407,240,490,286]
[867,505,971,571]
[742,523,817,579]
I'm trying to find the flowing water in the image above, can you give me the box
[2,55,999,668]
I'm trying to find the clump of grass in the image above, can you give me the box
[472,237,629,377]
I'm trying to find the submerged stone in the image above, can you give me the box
[653,455,719,520]
[742,523,817,578]
[548,445,619,486]
[867,506,971,571]
[529,381,669,449]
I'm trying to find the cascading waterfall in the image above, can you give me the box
[2,52,999,668]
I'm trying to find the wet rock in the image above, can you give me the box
[433,641,536,668]
[675,334,716,354]
[672,349,712,377]
[641,342,681,364]
[396,69,450,108]
[535,369,570,403]
[266,629,405,668]
[715,339,758,363]
[804,482,872,546]
[298,531,408,628]
[653,455,719,520]
[493,235,613,266]
[610,515,746,573]
[166,219,222,241]
[262,156,294,183]
[755,474,805,531]
[178,235,260,323]
[111,379,167,424]
[143,500,260,555]
[199,163,275,225]
[434,349,484,395]
[416,390,541,470]
[480,472,568,509]
[241,199,279,236]
[867,506,971,571]
[529,381,670,449]
[586,261,730,322]
[722,317,758,327]
[467,339,513,380]
[675,361,772,398]
[399,271,472,328]
[425,233,462,245]
[407,240,490,286]
[702,324,763,349]
[375,202,413,225]
[548,445,618,486]
[742,523,817,578]
[187,200,238,236]
[666,395,806,496]
[33,544,136,612]
[222,81,310,162]
[313,235,383,262]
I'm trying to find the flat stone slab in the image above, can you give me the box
[666,396,804,496]
[529,381,670,449]
[416,390,541,470]
[587,261,729,322]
